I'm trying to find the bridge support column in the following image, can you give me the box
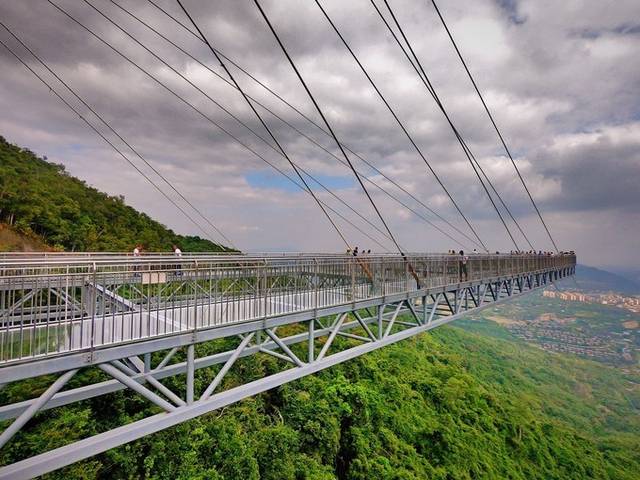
[308,319,315,362]
[186,344,195,404]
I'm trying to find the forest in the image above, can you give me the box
[1,322,638,479]
[0,136,230,252]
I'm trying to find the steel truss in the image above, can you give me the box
[0,263,574,479]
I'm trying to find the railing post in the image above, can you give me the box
[193,260,199,332]
[89,262,97,356]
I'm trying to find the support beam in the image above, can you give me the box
[317,313,347,361]
[156,347,179,371]
[383,302,404,337]
[0,281,549,480]
[186,345,194,404]
[352,310,377,341]
[0,369,78,449]
[121,358,186,407]
[98,364,176,412]
[200,332,255,400]
[308,319,315,362]
[264,328,305,367]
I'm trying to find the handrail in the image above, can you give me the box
[0,252,575,365]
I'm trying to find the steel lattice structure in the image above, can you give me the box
[0,252,575,479]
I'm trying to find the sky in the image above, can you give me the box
[0,0,639,269]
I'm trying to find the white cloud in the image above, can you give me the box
[0,0,638,267]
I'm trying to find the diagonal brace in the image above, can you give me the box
[264,329,305,367]
[383,301,404,338]
[0,369,78,449]
[200,332,255,400]
[99,363,176,412]
[352,310,377,341]
[317,312,347,361]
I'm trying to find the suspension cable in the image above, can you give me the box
[104,0,473,249]
[46,0,396,251]
[143,0,480,249]
[254,0,488,253]
[369,0,530,250]
[378,0,522,251]
[251,0,407,258]
[370,0,534,251]
[0,21,236,250]
[175,0,353,250]
[429,0,558,252]
[0,36,230,248]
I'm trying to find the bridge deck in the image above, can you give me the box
[0,253,574,366]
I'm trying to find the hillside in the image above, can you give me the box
[574,264,640,294]
[0,223,50,252]
[0,136,231,252]
[1,320,638,479]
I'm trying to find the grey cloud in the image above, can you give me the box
[0,0,639,268]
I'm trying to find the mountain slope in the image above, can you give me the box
[574,264,640,294]
[0,136,231,252]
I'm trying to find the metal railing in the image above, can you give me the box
[0,253,575,364]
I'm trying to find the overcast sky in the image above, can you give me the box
[1,0,639,269]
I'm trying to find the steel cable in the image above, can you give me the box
[429,0,558,251]
[45,0,402,252]
[143,0,481,249]
[0,21,236,250]
[0,37,230,248]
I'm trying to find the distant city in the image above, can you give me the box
[467,287,640,373]
[543,290,640,314]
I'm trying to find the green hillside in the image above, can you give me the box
[0,136,231,252]
[1,320,638,479]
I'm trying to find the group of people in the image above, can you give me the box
[132,244,183,276]
[346,247,372,257]
[446,249,575,257]
[132,244,182,257]
[509,250,575,256]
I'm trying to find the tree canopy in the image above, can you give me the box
[0,136,232,252]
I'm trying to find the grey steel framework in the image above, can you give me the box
[0,253,575,479]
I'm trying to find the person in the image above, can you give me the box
[367,249,371,255]
[172,244,183,275]
[346,248,352,256]
[459,249,468,281]
[352,246,359,257]
[133,244,142,276]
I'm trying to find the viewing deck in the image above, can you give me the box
[0,252,575,368]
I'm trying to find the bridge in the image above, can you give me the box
[0,1,580,477]
[0,252,575,479]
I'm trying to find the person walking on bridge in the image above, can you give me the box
[172,244,183,276]
[459,250,469,282]
[133,244,142,276]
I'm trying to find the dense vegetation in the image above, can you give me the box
[0,136,231,252]
[1,322,638,479]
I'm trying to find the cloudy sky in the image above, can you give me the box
[0,0,639,269]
